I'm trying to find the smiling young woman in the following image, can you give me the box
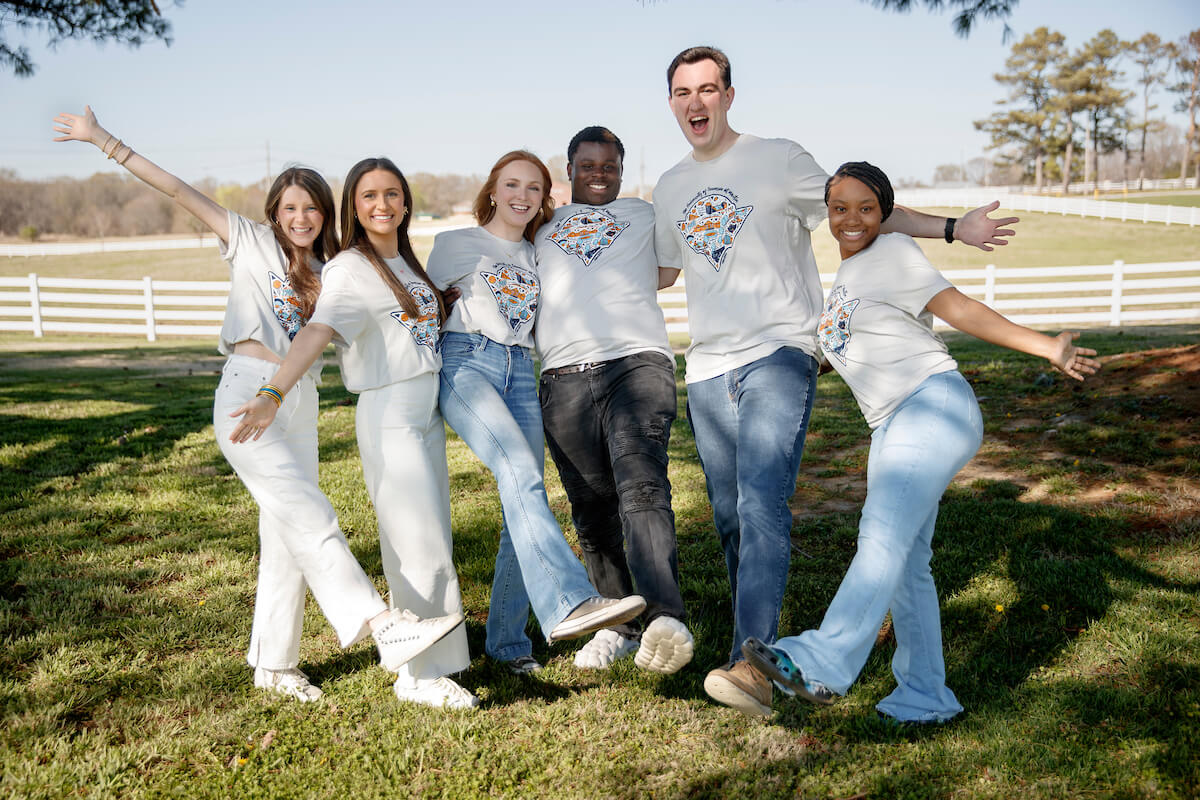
[425,150,646,676]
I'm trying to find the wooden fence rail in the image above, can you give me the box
[3,261,1195,342]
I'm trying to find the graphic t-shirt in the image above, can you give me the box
[534,197,672,370]
[426,227,539,348]
[309,250,441,393]
[818,233,957,428]
[218,211,323,383]
[653,134,829,383]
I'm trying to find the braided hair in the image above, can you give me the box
[824,161,894,222]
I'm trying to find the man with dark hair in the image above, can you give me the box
[653,45,1018,715]
[534,125,693,675]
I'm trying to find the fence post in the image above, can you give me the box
[984,264,996,307]
[29,273,43,337]
[143,276,157,342]
[1109,260,1124,327]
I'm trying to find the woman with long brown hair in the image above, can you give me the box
[52,112,463,705]
[231,157,477,709]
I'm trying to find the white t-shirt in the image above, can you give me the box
[425,227,539,348]
[533,198,672,370]
[309,249,442,393]
[218,211,323,383]
[653,134,829,383]
[818,233,958,428]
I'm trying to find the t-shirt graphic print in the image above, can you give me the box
[818,285,860,365]
[482,263,539,332]
[390,281,442,352]
[675,188,753,272]
[546,207,631,267]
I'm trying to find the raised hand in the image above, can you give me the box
[52,105,104,147]
[955,201,1019,252]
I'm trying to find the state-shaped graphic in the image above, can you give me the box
[269,270,305,340]
[547,208,630,266]
[482,263,540,332]
[390,282,441,352]
[676,192,753,272]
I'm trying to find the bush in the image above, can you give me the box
[18,225,38,242]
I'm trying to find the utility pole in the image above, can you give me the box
[266,140,271,189]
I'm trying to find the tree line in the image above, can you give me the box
[974,27,1200,191]
[0,169,485,240]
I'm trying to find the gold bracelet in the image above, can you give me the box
[117,144,134,166]
[100,133,114,154]
[256,384,284,407]
[105,138,123,160]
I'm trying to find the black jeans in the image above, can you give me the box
[539,350,685,637]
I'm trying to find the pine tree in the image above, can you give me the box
[974,27,1066,190]
[0,1,173,77]
[1053,30,1132,193]
[1171,29,1200,183]
[1129,34,1177,189]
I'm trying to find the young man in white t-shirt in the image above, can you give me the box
[535,126,693,674]
[652,45,1020,716]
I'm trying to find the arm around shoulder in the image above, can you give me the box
[226,323,336,442]
[882,201,1019,252]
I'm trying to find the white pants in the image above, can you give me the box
[213,355,387,670]
[355,374,470,685]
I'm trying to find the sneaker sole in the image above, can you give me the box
[634,619,694,674]
[703,671,772,718]
[741,638,834,706]
[573,634,639,669]
[379,612,466,672]
[548,596,646,643]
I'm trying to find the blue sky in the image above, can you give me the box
[2,0,1194,189]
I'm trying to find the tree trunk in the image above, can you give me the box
[1035,152,1044,191]
[1062,116,1075,194]
[1181,56,1199,185]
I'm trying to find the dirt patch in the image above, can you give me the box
[791,344,1200,528]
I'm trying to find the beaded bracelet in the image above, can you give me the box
[256,384,284,407]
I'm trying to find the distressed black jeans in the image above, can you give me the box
[539,350,685,637]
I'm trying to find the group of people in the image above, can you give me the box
[53,44,1098,723]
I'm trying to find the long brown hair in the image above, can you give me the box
[338,157,445,323]
[264,166,336,320]
[472,150,555,243]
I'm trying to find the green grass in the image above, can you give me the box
[1,326,1198,799]
[1102,193,1200,208]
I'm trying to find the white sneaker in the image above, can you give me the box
[393,676,480,710]
[573,629,639,669]
[372,608,465,672]
[634,616,694,674]
[548,595,646,643]
[253,667,323,703]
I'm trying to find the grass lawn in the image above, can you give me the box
[1101,193,1200,209]
[1,325,1197,799]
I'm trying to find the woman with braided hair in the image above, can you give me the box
[736,161,1100,724]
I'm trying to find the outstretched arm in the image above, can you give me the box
[925,288,1100,381]
[227,323,336,442]
[883,201,1019,252]
[53,106,230,245]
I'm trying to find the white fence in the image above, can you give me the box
[894,189,1200,227]
[659,260,1200,335]
[4,260,1194,341]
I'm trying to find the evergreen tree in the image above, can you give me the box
[1171,29,1200,183]
[0,1,174,77]
[1053,30,1131,192]
[1129,33,1177,189]
[974,26,1066,190]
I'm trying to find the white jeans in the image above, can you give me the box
[213,354,387,670]
[355,374,470,685]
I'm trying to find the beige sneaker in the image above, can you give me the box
[703,661,772,717]
[548,595,645,643]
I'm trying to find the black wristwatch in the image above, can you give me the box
[944,217,956,243]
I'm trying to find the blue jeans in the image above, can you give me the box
[686,346,818,662]
[772,370,983,723]
[438,332,597,660]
